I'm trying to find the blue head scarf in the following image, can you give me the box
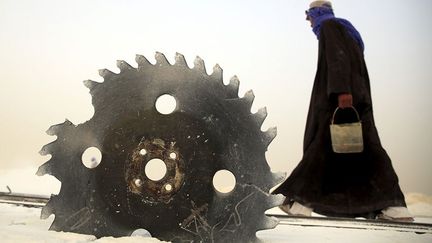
[306,7,365,52]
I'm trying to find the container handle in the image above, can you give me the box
[331,107,361,124]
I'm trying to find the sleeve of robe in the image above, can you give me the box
[321,20,352,99]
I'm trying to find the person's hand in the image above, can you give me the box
[338,93,353,108]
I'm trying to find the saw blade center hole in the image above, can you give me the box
[145,158,167,181]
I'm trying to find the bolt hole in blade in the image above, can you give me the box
[145,158,167,181]
[81,147,102,168]
[139,149,147,156]
[165,184,173,191]
[134,178,143,187]
[213,169,236,193]
[169,152,177,159]
[155,94,176,115]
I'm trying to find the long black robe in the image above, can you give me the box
[273,19,407,217]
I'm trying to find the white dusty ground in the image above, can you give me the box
[1,203,432,243]
[1,168,432,242]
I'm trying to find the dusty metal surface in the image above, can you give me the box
[126,138,185,202]
[37,52,285,242]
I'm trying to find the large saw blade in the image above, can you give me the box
[38,52,285,242]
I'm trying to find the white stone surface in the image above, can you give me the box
[1,203,431,243]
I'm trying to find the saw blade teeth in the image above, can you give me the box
[36,160,52,176]
[135,54,152,68]
[210,64,223,81]
[116,60,133,71]
[155,52,170,66]
[242,90,255,108]
[263,127,277,147]
[174,52,188,67]
[268,193,286,208]
[272,172,287,185]
[46,122,62,136]
[46,119,75,136]
[257,214,280,231]
[39,141,56,156]
[83,80,100,91]
[253,107,268,126]
[41,195,58,219]
[40,194,60,219]
[193,56,206,74]
[41,204,53,219]
[98,69,115,79]
[228,75,240,95]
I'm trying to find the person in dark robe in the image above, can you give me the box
[272,1,413,221]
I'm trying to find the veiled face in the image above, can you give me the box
[305,6,333,28]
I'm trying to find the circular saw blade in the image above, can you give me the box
[38,52,285,242]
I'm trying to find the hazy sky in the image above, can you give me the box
[0,0,431,195]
